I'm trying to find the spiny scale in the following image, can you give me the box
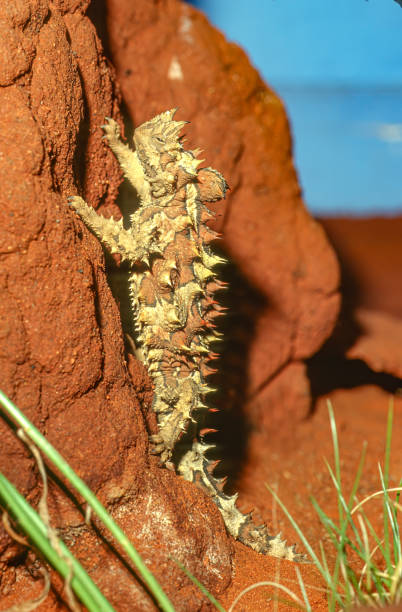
[68,110,304,561]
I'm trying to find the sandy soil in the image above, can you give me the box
[219,217,402,611]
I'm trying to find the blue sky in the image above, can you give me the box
[190,0,402,215]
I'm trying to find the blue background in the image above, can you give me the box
[189,0,402,216]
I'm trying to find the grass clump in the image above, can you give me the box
[267,400,402,611]
[0,471,115,611]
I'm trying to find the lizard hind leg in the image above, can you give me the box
[150,375,201,463]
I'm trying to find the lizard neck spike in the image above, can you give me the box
[165,120,188,138]
[68,111,305,562]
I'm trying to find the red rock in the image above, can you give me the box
[0,0,342,608]
[246,362,311,434]
[316,218,402,383]
[321,216,402,318]
[0,1,231,609]
[347,308,402,379]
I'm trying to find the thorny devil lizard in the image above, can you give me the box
[68,109,303,561]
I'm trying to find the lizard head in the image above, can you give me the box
[134,109,187,176]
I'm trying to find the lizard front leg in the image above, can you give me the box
[68,196,160,265]
[101,118,151,202]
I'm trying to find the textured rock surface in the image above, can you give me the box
[315,217,402,385]
[321,216,402,319]
[347,308,402,379]
[0,0,341,609]
[0,1,231,609]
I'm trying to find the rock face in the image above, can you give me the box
[0,2,231,610]
[347,308,402,380]
[316,217,402,387]
[0,0,339,609]
[321,217,402,319]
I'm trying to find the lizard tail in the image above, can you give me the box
[177,440,307,562]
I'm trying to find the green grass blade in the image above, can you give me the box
[383,401,394,568]
[173,559,226,612]
[266,485,345,608]
[356,505,386,558]
[294,566,312,612]
[0,389,175,612]
[310,495,351,548]
[310,496,344,609]
[324,460,367,555]
[383,401,401,567]
[352,509,388,602]
[310,491,373,606]
[327,401,343,524]
[0,472,115,611]
[379,465,401,567]
[396,476,402,506]
[268,401,401,610]
[317,541,337,612]
[347,442,368,509]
